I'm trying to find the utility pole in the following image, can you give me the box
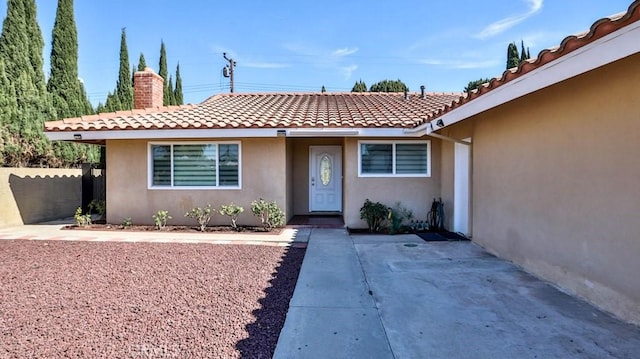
[222,52,236,93]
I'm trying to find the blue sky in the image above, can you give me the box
[0,0,632,106]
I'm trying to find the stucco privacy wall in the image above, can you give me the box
[464,53,640,324]
[106,138,287,226]
[0,168,81,227]
[343,137,442,228]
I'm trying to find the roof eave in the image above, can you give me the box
[424,17,640,134]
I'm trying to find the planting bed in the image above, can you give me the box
[0,239,305,358]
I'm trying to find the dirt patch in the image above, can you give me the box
[0,240,305,358]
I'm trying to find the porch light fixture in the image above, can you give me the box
[276,129,287,137]
[436,119,445,127]
[73,133,82,140]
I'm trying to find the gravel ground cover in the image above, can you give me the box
[0,239,305,358]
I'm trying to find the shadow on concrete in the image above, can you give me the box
[9,173,81,224]
[236,245,306,359]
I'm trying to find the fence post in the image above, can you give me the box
[81,163,93,213]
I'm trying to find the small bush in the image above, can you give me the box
[360,199,388,233]
[121,217,132,228]
[185,204,215,232]
[219,203,244,231]
[88,199,106,219]
[152,210,172,230]
[387,202,413,235]
[74,207,92,227]
[250,198,285,231]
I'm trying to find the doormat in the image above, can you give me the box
[417,231,469,242]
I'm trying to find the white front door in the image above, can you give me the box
[309,146,342,212]
[453,139,471,236]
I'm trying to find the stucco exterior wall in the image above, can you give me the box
[0,168,82,227]
[343,137,442,228]
[460,53,640,324]
[106,138,287,226]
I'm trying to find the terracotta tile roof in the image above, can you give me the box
[427,0,640,121]
[44,92,462,132]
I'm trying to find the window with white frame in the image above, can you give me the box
[358,140,430,177]
[149,142,240,188]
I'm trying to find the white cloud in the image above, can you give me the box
[340,65,358,79]
[474,0,543,39]
[332,47,358,57]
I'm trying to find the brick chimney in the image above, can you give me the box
[133,67,164,109]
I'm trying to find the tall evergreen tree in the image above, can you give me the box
[0,58,19,166]
[115,28,133,109]
[166,74,176,106]
[321,85,326,93]
[506,42,520,69]
[351,80,367,92]
[173,63,183,105]
[158,40,170,105]
[47,0,98,165]
[519,40,530,63]
[47,0,93,119]
[137,52,147,71]
[0,0,55,166]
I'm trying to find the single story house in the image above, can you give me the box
[45,72,461,229]
[45,0,640,324]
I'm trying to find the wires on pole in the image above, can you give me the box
[222,53,236,93]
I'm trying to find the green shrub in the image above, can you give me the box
[219,203,244,231]
[152,210,172,230]
[387,202,413,234]
[88,199,106,219]
[121,217,132,228]
[74,207,92,227]
[185,204,215,232]
[250,198,285,231]
[359,199,388,233]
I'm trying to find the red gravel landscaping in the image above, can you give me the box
[0,239,305,358]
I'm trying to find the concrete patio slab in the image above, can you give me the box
[276,231,640,358]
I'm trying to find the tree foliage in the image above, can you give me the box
[369,79,408,92]
[159,40,170,106]
[464,78,491,93]
[173,63,183,105]
[506,42,520,69]
[115,28,132,109]
[0,0,59,166]
[351,79,367,92]
[137,52,146,71]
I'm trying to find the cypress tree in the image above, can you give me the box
[115,28,133,109]
[167,75,176,105]
[351,79,367,92]
[47,0,98,166]
[48,0,91,119]
[137,52,147,71]
[520,40,530,63]
[159,40,170,105]
[506,42,520,69]
[0,0,55,166]
[321,85,326,93]
[0,58,19,165]
[173,63,183,105]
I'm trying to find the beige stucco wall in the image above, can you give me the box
[106,138,288,226]
[0,168,82,227]
[454,53,640,324]
[343,137,442,228]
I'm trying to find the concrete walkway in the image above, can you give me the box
[0,223,310,246]
[274,229,640,359]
